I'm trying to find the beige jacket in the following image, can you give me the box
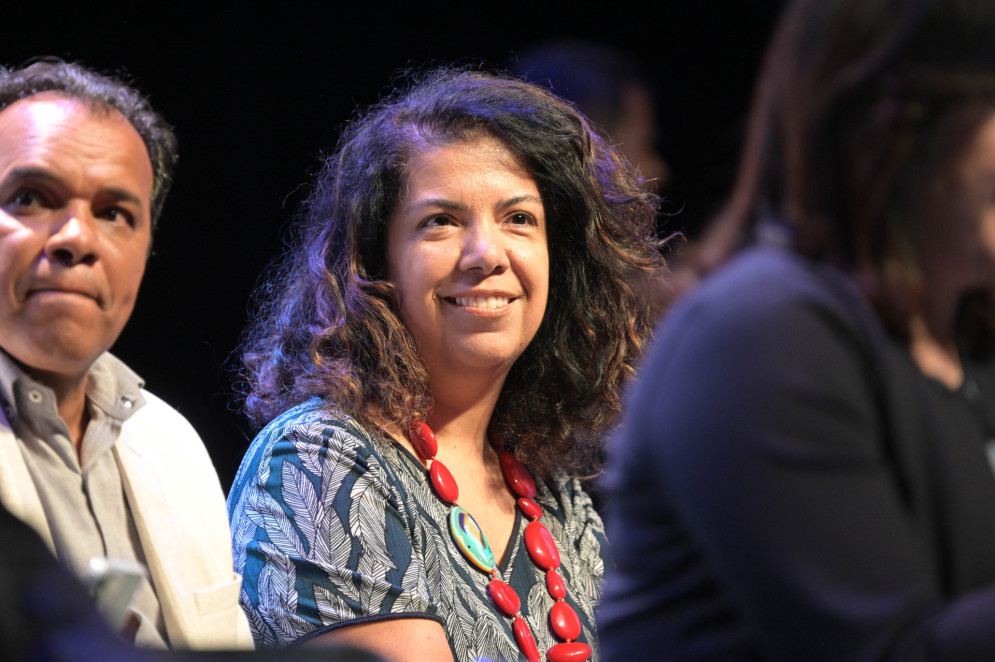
[0,386,252,650]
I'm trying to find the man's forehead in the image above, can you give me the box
[0,93,153,197]
[2,90,123,122]
[0,93,147,159]
[0,92,92,133]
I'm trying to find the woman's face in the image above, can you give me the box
[914,110,995,304]
[386,135,549,380]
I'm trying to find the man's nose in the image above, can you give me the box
[45,205,98,266]
[458,220,510,275]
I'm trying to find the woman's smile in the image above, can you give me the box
[387,135,549,376]
[449,295,513,310]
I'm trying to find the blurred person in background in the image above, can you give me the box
[600,0,995,659]
[511,40,669,195]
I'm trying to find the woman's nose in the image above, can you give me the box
[459,220,510,275]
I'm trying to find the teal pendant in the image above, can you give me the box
[449,507,496,572]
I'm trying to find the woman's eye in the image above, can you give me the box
[509,212,535,225]
[423,214,453,227]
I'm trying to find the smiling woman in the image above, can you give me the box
[227,68,665,662]
[386,135,549,383]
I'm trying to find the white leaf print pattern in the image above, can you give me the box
[291,424,325,477]
[241,583,278,649]
[526,578,553,644]
[350,469,395,611]
[252,487,307,559]
[315,425,358,588]
[257,541,308,641]
[471,616,510,662]
[230,403,608,660]
[281,420,364,618]
[395,546,430,613]
[231,421,284,575]
[563,479,606,608]
[313,583,355,624]
[283,461,320,541]
[229,487,256,577]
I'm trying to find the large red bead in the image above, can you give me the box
[547,642,592,662]
[408,420,438,460]
[517,497,542,520]
[546,569,566,599]
[488,578,520,617]
[550,601,582,641]
[429,460,458,504]
[513,616,541,662]
[499,451,536,498]
[525,521,560,570]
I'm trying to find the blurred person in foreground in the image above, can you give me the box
[0,499,381,661]
[228,68,664,662]
[600,0,995,659]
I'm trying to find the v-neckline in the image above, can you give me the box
[374,423,530,574]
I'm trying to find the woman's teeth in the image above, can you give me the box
[455,296,510,309]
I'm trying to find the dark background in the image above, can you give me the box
[5,3,783,489]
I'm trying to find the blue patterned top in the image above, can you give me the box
[227,399,610,661]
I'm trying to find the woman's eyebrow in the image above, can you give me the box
[402,197,465,214]
[496,194,543,209]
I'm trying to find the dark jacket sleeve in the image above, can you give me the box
[0,500,389,662]
[602,249,995,661]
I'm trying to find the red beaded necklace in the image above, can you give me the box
[408,420,592,662]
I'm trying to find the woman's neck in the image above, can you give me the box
[422,365,519,565]
[425,365,509,457]
[909,311,963,389]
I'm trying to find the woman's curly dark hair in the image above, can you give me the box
[239,68,664,477]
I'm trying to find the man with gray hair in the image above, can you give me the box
[0,59,251,650]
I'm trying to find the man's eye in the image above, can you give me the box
[98,208,133,224]
[9,189,46,208]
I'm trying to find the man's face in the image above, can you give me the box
[0,93,153,385]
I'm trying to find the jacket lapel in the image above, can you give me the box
[114,428,198,648]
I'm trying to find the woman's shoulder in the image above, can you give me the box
[655,245,882,364]
[247,398,385,455]
[258,397,359,433]
[541,474,596,507]
[626,245,893,441]
[229,399,403,500]
[683,245,865,321]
